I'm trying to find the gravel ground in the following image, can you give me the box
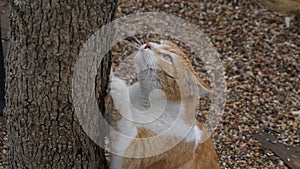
[0,0,299,168]
[112,0,300,168]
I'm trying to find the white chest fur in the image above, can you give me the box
[109,77,201,158]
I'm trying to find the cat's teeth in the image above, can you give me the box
[145,42,151,49]
[138,42,162,51]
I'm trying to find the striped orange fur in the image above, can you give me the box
[109,41,219,169]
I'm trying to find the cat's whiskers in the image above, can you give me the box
[133,36,141,46]
[125,36,141,49]
[143,58,154,81]
[141,37,145,45]
[132,42,139,49]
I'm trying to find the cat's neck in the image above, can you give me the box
[131,69,165,107]
[129,83,151,110]
[129,80,197,125]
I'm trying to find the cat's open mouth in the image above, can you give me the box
[138,42,162,51]
[135,42,160,73]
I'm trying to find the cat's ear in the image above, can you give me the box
[184,68,212,97]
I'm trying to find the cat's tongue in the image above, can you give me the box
[145,42,151,49]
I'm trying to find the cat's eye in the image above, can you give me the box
[162,54,173,63]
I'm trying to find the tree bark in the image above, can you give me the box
[5,0,117,168]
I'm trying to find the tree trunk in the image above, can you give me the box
[5,0,117,168]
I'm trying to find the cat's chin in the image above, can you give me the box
[134,50,159,73]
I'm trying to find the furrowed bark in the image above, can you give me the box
[5,0,117,168]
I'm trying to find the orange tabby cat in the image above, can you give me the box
[109,41,219,169]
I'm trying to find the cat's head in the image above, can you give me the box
[134,41,211,101]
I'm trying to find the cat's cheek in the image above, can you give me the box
[133,54,145,72]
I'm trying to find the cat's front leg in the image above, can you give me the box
[109,76,137,164]
[109,76,131,114]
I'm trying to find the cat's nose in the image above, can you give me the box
[144,42,151,49]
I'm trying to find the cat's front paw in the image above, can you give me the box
[109,77,130,111]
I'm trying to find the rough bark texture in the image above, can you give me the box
[5,0,117,168]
